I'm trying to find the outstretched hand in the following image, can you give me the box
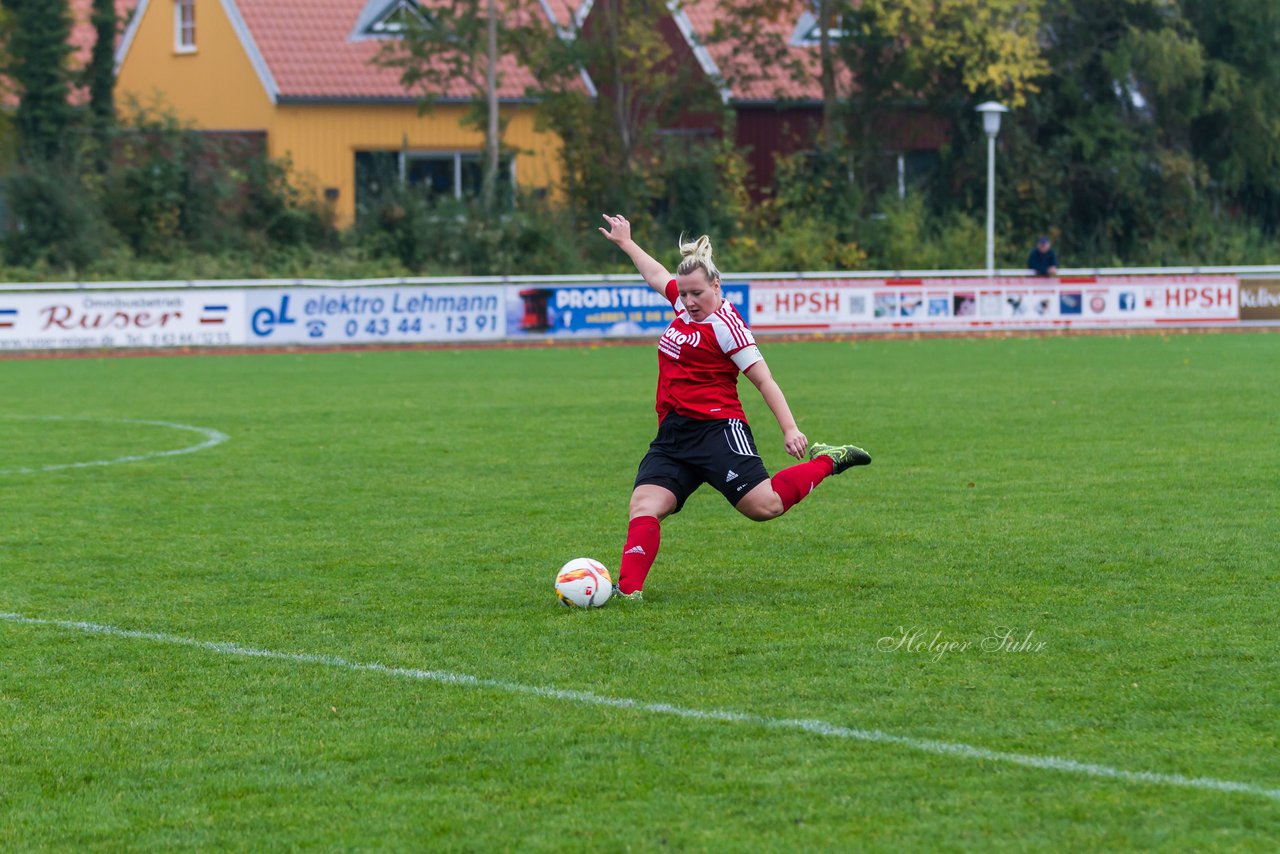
[598,213,632,246]
[783,427,808,460]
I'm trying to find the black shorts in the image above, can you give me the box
[634,414,772,513]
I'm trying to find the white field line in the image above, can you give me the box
[0,416,228,475]
[3,612,1278,804]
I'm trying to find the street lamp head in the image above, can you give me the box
[976,101,1009,138]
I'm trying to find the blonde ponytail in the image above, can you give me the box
[676,233,720,283]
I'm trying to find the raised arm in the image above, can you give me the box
[743,361,809,460]
[599,214,672,296]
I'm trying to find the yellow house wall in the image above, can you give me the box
[115,1,565,227]
[115,0,275,129]
[271,104,563,224]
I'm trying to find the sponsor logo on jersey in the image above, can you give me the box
[658,326,702,360]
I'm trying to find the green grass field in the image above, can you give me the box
[2,333,1278,851]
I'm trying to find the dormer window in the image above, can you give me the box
[365,0,426,36]
[790,8,851,47]
[174,0,196,53]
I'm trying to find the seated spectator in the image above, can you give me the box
[1028,236,1058,276]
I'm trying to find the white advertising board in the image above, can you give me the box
[749,275,1238,333]
[0,290,245,350]
[243,286,506,345]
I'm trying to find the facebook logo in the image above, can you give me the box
[1118,292,1136,311]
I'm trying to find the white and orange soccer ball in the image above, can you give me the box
[555,558,613,608]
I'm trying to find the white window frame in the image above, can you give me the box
[174,0,196,54]
[366,0,426,37]
[789,9,851,47]
[402,151,516,200]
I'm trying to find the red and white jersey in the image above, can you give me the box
[654,279,764,423]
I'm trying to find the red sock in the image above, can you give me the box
[770,456,834,513]
[618,515,661,594]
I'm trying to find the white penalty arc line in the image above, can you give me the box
[2,612,1277,804]
[0,416,228,475]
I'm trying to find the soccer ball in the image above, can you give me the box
[555,558,613,608]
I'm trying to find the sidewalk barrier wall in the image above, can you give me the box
[1,269,1276,351]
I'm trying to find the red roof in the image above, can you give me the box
[682,0,834,103]
[551,0,839,104]
[538,0,581,31]
[683,0,949,148]
[232,0,561,102]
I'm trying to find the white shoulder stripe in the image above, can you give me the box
[716,305,752,349]
[718,308,745,348]
[707,312,739,353]
[713,309,745,350]
[727,304,754,341]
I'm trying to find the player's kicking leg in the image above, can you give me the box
[735,442,872,521]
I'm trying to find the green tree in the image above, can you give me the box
[965,0,1228,264]
[815,0,842,151]
[374,0,507,212]
[709,0,1048,230]
[510,0,729,232]
[0,5,16,163]
[2,0,73,159]
[908,0,1278,266]
[1183,0,1280,230]
[842,0,1048,207]
[86,0,117,167]
[865,0,1050,109]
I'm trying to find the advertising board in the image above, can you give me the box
[0,290,245,350]
[503,282,750,338]
[244,286,506,345]
[748,275,1237,332]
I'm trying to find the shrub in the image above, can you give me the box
[236,155,337,251]
[650,136,752,244]
[98,109,211,258]
[353,176,592,276]
[862,194,986,271]
[101,105,336,257]
[1,156,109,269]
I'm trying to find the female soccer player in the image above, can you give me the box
[599,213,871,602]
